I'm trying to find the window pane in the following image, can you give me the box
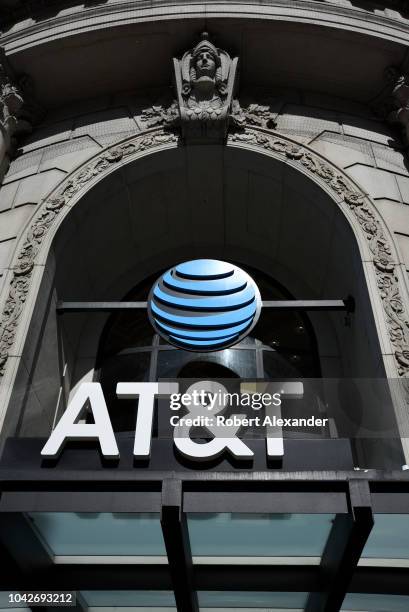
[157,349,257,378]
[199,591,308,609]
[342,593,409,611]
[26,513,167,559]
[362,514,409,559]
[188,513,335,559]
[263,350,315,378]
[82,590,176,609]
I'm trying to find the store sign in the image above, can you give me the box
[40,381,309,462]
[147,259,262,351]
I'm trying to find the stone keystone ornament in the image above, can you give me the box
[148,259,262,351]
[141,32,277,139]
[173,32,239,141]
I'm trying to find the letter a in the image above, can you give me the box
[41,383,119,459]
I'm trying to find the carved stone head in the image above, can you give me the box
[181,32,230,99]
[173,32,238,141]
[190,33,220,94]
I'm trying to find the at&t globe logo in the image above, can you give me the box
[148,259,262,351]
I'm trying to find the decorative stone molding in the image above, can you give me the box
[0,124,408,383]
[2,1,409,55]
[141,100,179,129]
[231,100,277,130]
[141,95,277,135]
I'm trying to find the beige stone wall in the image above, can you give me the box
[277,102,409,261]
[0,96,142,295]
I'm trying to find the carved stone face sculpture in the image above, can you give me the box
[173,32,237,138]
[195,50,216,80]
[192,45,219,97]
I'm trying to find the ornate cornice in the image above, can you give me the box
[2,2,409,53]
[0,124,408,384]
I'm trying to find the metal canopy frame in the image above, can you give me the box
[0,471,408,612]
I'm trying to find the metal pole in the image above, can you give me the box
[56,296,355,314]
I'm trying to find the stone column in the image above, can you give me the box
[0,49,24,182]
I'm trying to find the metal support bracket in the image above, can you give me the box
[305,479,373,612]
[161,479,199,612]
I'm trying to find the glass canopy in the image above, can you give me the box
[198,591,308,610]
[81,590,176,610]
[341,593,409,611]
[187,513,335,563]
[360,514,409,564]
[26,513,167,562]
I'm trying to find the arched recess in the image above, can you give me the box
[0,125,408,466]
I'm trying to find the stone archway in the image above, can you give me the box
[0,124,408,457]
[1,126,408,375]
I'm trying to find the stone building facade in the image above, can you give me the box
[1,2,409,611]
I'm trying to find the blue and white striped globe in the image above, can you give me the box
[148,259,262,351]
